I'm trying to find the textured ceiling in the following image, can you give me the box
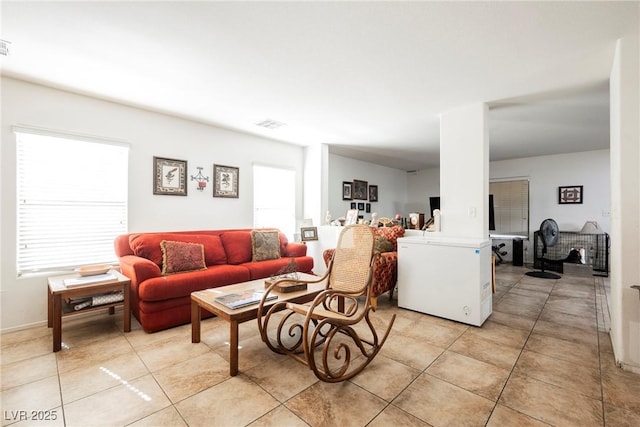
[1,1,637,170]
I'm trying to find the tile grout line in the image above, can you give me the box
[484,273,559,426]
[594,275,607,426]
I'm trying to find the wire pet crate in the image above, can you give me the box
[533,231,609,276]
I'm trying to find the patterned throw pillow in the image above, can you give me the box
[373,225,405,251]
[251,230,281,262]
[374,237,395,254]
[160,240,207,275]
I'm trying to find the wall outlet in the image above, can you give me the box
[468,207,477,217]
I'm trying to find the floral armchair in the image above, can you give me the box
[323,225,405,303]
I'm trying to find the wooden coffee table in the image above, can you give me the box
[191,273,325,376]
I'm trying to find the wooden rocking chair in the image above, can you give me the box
[256,224,395,382]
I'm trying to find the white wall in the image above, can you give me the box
[609,36,640,373]
[1,77,306,331]
[328,153,408,223]
[491,150,611,234]
[407,149,611,262]
[406,167,440,214]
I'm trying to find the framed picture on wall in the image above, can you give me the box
[153,156,187,196]
[558,185,583,204]
[357,202,365,211]
[353,180,368,200]
[369,185,378,202]
[342,182,353,200]
[213,164,239,198]
[350,202,356,209]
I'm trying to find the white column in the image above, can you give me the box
[439,103,490,239]
[609,36,640,373]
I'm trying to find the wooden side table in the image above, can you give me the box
[47,270,131,352]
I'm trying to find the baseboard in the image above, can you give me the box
[1,319,47,335]
[617,359,640,375]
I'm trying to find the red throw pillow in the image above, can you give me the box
[160,240,207,275]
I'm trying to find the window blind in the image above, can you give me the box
[16,131,128,275]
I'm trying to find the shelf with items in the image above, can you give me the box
[47,269,131,352]
[62,291,125,315]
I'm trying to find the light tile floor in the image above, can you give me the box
[1,264,639,426]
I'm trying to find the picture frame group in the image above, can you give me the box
[154,157,240,198]
[342,180,378,202]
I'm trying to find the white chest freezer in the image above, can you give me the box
[397,235,492,326]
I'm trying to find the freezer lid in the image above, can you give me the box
[398,235,491,248]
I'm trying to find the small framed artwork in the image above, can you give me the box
[345,209,359,225]
[350,202,356,209]
[213,164,239,198]
[300,226,318,242]
[357,202,365,211]
[369,185,378,202]
[559,185,583,204]
[342,182,353,200]
[365,203,371,213]
[153,156,187,196]
[353,179,368,200]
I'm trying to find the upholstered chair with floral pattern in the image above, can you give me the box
[323,225,405,304]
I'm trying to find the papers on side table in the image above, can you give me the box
[63,272,117,288]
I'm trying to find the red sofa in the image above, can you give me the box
[114,229,313,332]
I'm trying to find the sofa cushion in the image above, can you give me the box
[284,241,306,257]
[220,231,253,264]
[161,240,207,275]
[251,230,281,262]
[138,264,251,301]
[276,231,289,255]
[130,233,227,267]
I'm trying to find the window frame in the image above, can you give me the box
[252,163,296,241]
[14,126,129,276]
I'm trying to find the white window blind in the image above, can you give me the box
[490,179,529,237]
[16,131,128,275]
[253,165,295,240]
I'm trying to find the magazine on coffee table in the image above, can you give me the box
[214,289,277,309]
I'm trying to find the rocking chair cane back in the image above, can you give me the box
[256,224,396,382]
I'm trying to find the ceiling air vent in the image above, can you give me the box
[256,119,286,130]
[0,40,11,56]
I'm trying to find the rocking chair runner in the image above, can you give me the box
[256,225,396,382]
